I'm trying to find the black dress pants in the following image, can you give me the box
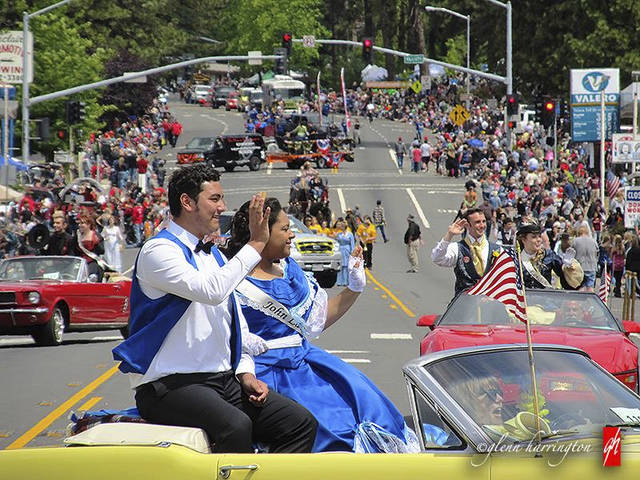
[135,371,317,453]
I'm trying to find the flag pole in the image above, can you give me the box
[515,241,542,442]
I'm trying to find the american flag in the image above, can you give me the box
[467,248,528,323]
[606,170,621,199]
[599,265,612,304]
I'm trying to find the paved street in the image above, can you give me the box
[0,99,635,449]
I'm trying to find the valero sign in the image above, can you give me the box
[570,68,619,142]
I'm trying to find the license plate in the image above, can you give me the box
[312,265,323,272]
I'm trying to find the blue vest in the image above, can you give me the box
[453,239,501,295]
[112,229,242,374]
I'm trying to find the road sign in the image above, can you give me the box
[0,31,33,84]
[404,54,425,65]
[625,187,640,228]
[570,68,620,142]
[449,105,470,126]
[411,80,422,94]
[123,72,147,83]
[248,51,262,65]
[302,35,316,48]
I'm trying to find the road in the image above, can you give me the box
[0,100,475,449]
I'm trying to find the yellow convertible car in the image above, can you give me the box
[3,344,640,479]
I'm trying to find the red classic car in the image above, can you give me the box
[0,256,131,346]
[418,289,640,392]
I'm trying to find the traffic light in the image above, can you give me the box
[65,100,75,124]
[65,100,87,124]
[362,38,373,64]
[506,94,518,116]
[57,130,66,140]
[77,101,86,122]
[36,117,50,141]
[282,32,292,56]
[541,97,556,128]
[274,47,288,74]
[559,98,568,118]
[533,97,544,123]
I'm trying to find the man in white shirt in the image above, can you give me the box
[113,164,317,453]
[420,138,431,172]
[431,208,501,296]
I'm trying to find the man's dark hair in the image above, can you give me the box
[168,164,221,217]
[463,207,485,221]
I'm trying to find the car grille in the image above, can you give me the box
[296,241,334,255]
[0,292,16,305]
[177,153,205,164]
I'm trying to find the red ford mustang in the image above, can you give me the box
[0,256,131,346]
[418,289,640,392]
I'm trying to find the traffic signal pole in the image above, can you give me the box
[291,38,508,85]
[23,54,283,161]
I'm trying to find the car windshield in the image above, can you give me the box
[185,137,215,149]
[439,291,619,331]
[217,88,234,97]
[0,257,83,281]
[289,216,312,234]
[425,348,640,443]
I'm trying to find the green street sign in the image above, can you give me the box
[403,54,425,65]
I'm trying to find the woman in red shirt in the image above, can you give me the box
[70,214,105,281]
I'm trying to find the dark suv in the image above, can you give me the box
[177,134,266,172]
[212,87,236,108]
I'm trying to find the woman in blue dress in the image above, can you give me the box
[333,218,355,286]
[225,198,419,453]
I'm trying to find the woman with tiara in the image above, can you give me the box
[224,197,419,453]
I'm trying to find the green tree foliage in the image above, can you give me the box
[217,0,330,73]
[21,14,107,158]
[101,50,158,125]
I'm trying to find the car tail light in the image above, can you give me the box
[614,371,638,391]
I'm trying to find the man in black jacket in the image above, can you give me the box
[404,214,421,273]
[41,212,72,256]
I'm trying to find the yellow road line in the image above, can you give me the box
[6,364,119,450]
[365,269,415,318]
[77,396,103,413]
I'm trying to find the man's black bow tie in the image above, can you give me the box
[194,239,215,254]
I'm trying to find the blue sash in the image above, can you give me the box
[112,229,242,374]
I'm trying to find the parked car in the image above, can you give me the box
[0,256,131,346]
[417,289,640,391]
[225,91,239,111]
[177,134,266,172]
[212,87,235,108]
[5,344,640,478]
[219,212,340,288]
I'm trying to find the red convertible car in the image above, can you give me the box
[418,289,640,392]
[0,256,131,346]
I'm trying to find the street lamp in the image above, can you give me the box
[22,0,78,163]
[482,0,513,147]
[424,6,471,110]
